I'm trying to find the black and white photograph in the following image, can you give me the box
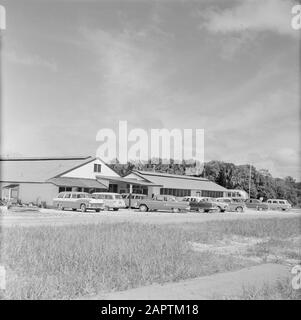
[0,0,300,305]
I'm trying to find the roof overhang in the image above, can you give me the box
[47,177,107,189]
[96,175,163,187]
[2,184,19,189]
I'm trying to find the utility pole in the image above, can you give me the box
[248,164,252,199]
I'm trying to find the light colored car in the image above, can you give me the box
[266,199,291,211]
[121,193,148,208]
[92,192,126,211]
[137,195,190,213]
[53,192,104,212]
[216,197,245,212]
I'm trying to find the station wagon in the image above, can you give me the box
[92,192,126,211]
[266,199,291,211]
[53,192,104,212]
[121,193,148,208]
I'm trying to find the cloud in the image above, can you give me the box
[79,27,173,127]
[200,0,297,37]
[3,49,58,72]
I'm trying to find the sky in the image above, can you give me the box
[0,0,300,179]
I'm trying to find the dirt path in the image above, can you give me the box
[83,264,291,300]
[1,207,300,227]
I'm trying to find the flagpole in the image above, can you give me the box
[248,164,251,199]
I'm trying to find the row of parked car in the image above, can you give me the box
[53,191,292,213]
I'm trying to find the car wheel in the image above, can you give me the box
[236,206,243,213]
[172,208,180,213]
[95,209,100,213]
[139,204,148,212]
[113,208,119,211]
[198,208,205,213]
[216,206,222,213]
[80,204,86,213]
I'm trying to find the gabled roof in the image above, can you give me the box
[132,170,227,192]
[0,156,95,183]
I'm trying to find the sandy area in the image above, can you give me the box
[81,263,291,300]
[1,207,300,227]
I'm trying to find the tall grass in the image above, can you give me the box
[1,217,300,299]
[1,223,247,300]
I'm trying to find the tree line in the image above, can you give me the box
[109,159,301,206]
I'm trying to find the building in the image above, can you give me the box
[0,156,119,205]
[0,157,228,206]
[0,156,159,206]
[123,170,227,198]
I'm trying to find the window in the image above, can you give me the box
[273,201,278,204]
[279,201,285,204]
[94,164,101,173]
[64,193,71,198]
[201,190,223,198]
[58,193,65,198]
[71,194,77,198]
[160,188,191,197]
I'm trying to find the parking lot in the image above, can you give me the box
[1,207,301,227]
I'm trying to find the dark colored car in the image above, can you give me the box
[182,196,217,213]
[245,199,269,211]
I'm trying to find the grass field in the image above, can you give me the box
[1,216,300,299]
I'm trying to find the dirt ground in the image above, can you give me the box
[1,207,300,227]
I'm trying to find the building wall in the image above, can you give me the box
[62,158,120,179]
[18,183,58,206]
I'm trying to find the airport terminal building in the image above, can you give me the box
[0,156,227,206]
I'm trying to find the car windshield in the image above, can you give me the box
[115,195,122,199]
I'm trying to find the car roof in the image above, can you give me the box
[61,191,88,194]
[92,192,120,195]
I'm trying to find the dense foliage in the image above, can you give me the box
[109,159,301,206]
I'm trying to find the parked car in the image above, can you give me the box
[182,196,218,213]
[266,199,291,211]
[121,193,148,208]
[92,192,126,211]
[137,195,190,213]
[53,192,104,212]
[199,197,228,212]
[216,197,245,212]
[245,199,269,211]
